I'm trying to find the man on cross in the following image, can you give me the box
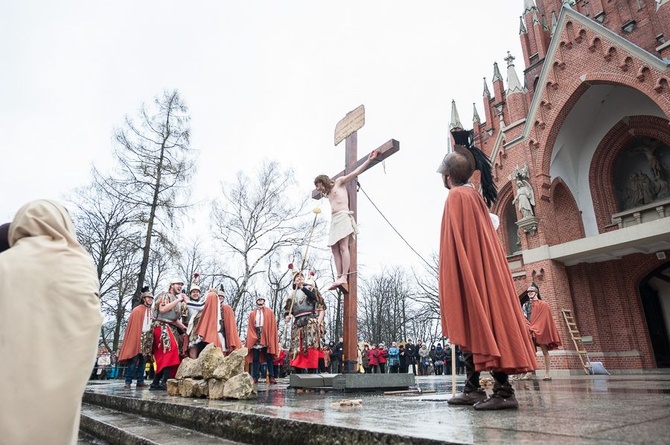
[314,150,379,290]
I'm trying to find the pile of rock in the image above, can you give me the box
[167,344,257,400]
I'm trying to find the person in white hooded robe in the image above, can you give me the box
[0,199,102,445]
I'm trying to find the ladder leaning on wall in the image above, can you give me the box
[561,309,593,375]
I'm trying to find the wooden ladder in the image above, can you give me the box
[561,309,592,375]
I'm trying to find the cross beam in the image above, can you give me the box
[311,139,400,200]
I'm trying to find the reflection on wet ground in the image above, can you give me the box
[86,372,670,444]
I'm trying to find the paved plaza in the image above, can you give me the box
[81,372,670,444]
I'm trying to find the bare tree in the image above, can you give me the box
[175,238,211,291]
[409,253,445,345]
[69,181,142,352]
[97,89,196,306]
[266,253,294,348]
[210,160,322,311]
[143,240,181,295]
[358,266,413,345]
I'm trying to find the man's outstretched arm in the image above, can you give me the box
[335,150,380,185]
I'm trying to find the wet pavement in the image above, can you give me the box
[83,372,670,444]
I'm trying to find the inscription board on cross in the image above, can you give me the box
[334,104,365,146]
[313,105,399,373]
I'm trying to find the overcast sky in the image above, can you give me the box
[1,1,525,275]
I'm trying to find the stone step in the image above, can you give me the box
[80,403,243,445]
[289,372,415,390]
[77,430,111,445]
[82,390,445,444]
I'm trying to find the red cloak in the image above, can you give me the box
[118,304,149,362]
[245,306,280,363]
[438,185,537,374]
[529,299,562,350]
[221,303,242,353]
[192,293,222,348]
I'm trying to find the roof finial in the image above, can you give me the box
[449,100,463,130]
[492,62,503,82]
[483,77,491,97]
[473,103,481,123]
[505,52,524,93]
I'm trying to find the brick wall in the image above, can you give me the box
[489,4,670,371]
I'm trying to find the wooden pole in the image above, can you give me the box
[342,132,358,373]
[451,345,456,396]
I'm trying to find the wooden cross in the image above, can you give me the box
[312,105,399,373]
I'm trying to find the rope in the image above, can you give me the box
[357,182,433,269]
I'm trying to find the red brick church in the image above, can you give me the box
[453,0,670,373]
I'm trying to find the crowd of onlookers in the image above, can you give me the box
[357,339,465,375]
[92,338,466,381]
[317,338,466,375]
[91,347,156,381]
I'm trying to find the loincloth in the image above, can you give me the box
[328,210,358,246]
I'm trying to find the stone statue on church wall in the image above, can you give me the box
[617,138,670,210]
[623,170,654,209]
[630,140,665,182]
[513,179,535,219]
[653,175,670,200]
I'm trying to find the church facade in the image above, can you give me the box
[458,0,670,372]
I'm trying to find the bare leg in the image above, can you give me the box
[337,237,350,284]
[541,344,551,379]
[331,244,343,279]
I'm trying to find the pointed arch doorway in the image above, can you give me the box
[640,262,670,368]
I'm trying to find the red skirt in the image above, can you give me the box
[290,348,320,370]
[152,325,181,374]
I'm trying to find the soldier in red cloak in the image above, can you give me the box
[438,129,537,410]
[118,289,154,388]
[245,296,280,384]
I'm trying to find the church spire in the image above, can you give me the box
[492,62,505,106]
[519,15,527,34]
[492,62,503,82]
[504,51,528,121]
[450,100,463,130]
[483,77,491,97]
[473,103,481,123]
[532,7,540,26]
[505,51,524,93]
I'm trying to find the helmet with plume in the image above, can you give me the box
[438,128,498,208]
[288,263,305,289]
[304,270,317,289]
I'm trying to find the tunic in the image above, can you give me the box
[285,287,320,369]
[151,293,183,374]
[438,186,537,374]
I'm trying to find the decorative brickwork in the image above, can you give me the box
[474,3,670,372]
